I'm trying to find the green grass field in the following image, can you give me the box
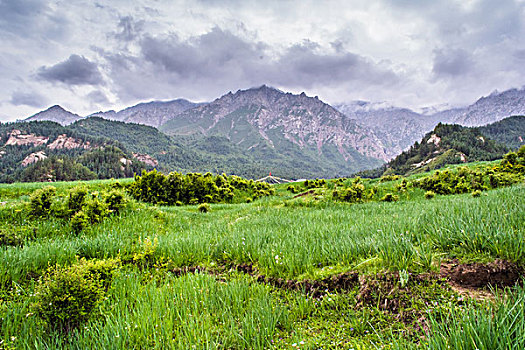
[1,163,524,349]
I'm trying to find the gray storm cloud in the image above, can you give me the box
[37,54,104,86]
[432,49,473,78]
[0,0,524,120]
[105,26,399,101]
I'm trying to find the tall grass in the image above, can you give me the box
[2,271,290,349]
[1,185,524,284]
[425,284,525,350]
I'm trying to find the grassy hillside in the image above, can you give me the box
[360,122,509,178]
[1,152,524,348]
[70,117,382,179]
[479,115,525,150]
[0,121,149,182]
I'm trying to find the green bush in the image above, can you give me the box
[380,174,401,182]
[198,203,211,213]
[333,179,365,203]
[380,193,399,202]
[128,170,274,206]
[70,210,90,234]
[83,196,109,224]
[104,188,127,214]
[29,186,56,217]
[0,229,23,247]
[471,189,482,197]
[424,191,436,199]
[33,258,119,332]
[66,186,88,215]
[286,185,298,193]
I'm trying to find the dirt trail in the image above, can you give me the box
[169,259,523,297]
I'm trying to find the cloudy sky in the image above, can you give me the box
[1,0,524,121]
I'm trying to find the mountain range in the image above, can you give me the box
[6,85,525,180]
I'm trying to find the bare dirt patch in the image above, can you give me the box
[440,259,522,289]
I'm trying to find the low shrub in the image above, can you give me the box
[0,229,23,247]
[66,186,88,215]
[128,170,274,205]
[70,210,90,234]
[103,188,127,214]
[333,178,365,203]
[29,186,56,217]
[381,193,399,202]
[424,191,436,199]
[33,258,120,332]
[198,203,211,213]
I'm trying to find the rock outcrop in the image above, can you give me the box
[5,130,49,146]
[132,152,158,167]
[22,151,47,166]
[47,134,91,150]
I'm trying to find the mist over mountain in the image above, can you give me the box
[334,87,525,158]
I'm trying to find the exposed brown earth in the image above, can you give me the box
[132,152,158,167]
[440,259,522,289]
[5,130,49,147]
[21,151,47,166]
[47,134,91,150]
[169,260,523,298]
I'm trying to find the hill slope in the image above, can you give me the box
[360,123,509,177]
[0,121,148,182]
[479,115,525,150]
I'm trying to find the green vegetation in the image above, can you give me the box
[479,115,525,150]
[0,120,149,183]
[0,150,524,348]
[360,122,511,178]
[128,169,274,205]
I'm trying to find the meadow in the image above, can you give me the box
[0,159,524,349]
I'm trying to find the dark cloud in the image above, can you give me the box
[37,54,104,86]
[432,48,473,78]
[10,90,48,108]
[140,27,266,79]
[86,90,110,104]
[273,42,399,88]
[514,50,525,60]
[104,27,398,101]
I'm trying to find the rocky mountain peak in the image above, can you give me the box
[88,98,200,127]
[24,105,82,126]
[161,85,388,162]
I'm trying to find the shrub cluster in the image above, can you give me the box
[414,147,525,195]
[332,178,366,203]
[28,185,128,234]
[0,229,23,247]
[128,170,274,205]
[33,258,120,332]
